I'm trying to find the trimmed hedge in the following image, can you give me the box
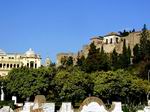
[0,101,14,109]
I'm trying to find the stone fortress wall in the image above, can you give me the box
[56,31,143,66]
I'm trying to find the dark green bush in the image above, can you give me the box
[0,101,14,109]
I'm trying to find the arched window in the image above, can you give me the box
[27,63,29,67]
[10,64,12,68]
[0,63,2,68]
[106,39,108,44]
[17,64,19,68]
[7,64,9,68]
[30,61,34,68]
[110,38,113,44]
[35,63,37,68]
[3,64,5,68]
[116,38,119,43]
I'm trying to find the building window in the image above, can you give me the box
[0,64,2,68]
[27,63,29,67]
[1,57,4,59]
[35,63,37,68]
[17,64,19,68]
[10,64,12,68]
[30,61,34,68]
[14,64,16,68]
[3,64,5,68]
[9,57,14,59]
[110,38,113,44]
[106,39,108,44]
[116,38,119,43]
[7,64,9,68]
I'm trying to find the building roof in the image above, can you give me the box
[25,48,36,57]
[104,32,120,37]
[90,36,103,40]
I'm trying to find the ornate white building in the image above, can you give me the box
[0,48,41,76]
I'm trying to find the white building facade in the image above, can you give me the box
[103,33,121,44]
[0,48,41,76]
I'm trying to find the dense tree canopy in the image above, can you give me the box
[93,70,150,103]
[133,44,141,64]
[6,67,56,99]
[3,24,150,107]
[140,24,150,61]
[4,66,150,105]
[117,39,131,68]
[82,43,110,73]
[52,67,91,103]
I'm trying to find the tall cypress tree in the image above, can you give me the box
[127,45,131,65]
[133,44,141,63]
[140,24,150,60]
[98,45,110,71]
[111,48,118,69]
[66,56,73,66]
[119,39,131,68]
[83,42,100,73]
[76,55,84,66]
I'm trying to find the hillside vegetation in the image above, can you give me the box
[1,24,150,106]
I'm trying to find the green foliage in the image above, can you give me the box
[118,39,131,68]
[76,55,85,67]
[4,64,150,105]
[0,101,14,109]
[111,49,119,69]
[82,43,100,72]
[6,67,56,99]
[119,30,129,37]
[122,104,145,112]
[98,46,111,71]
[93,70,150,103]
[60,56,68,67]
[60,56,73,68]
[140,24,150,60]
[52,67,91,103]
[132,24,150,64]
[83,43,110,73]
[66,56,73,66]
[133,44,141,64]
[4,25,150,106]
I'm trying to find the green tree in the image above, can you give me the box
[66,56,73,66]
[145,40,150,61]
[6,67,56,100]
[93,69,150,104]
[140,24,150,60]
[133,44,141,63]
[52,67,90,103]
[76,55,85,67]
[119,29,129,37]
[98,45,110,71]
[127,45,131,64]
[111,48,118,69]
[82,42,100,73]
[60,56,67,67]
[118,39,131,68]
[83,43,110,72]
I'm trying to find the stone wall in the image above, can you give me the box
[56,31,148,67]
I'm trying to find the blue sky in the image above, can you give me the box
[0,0,150,63]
